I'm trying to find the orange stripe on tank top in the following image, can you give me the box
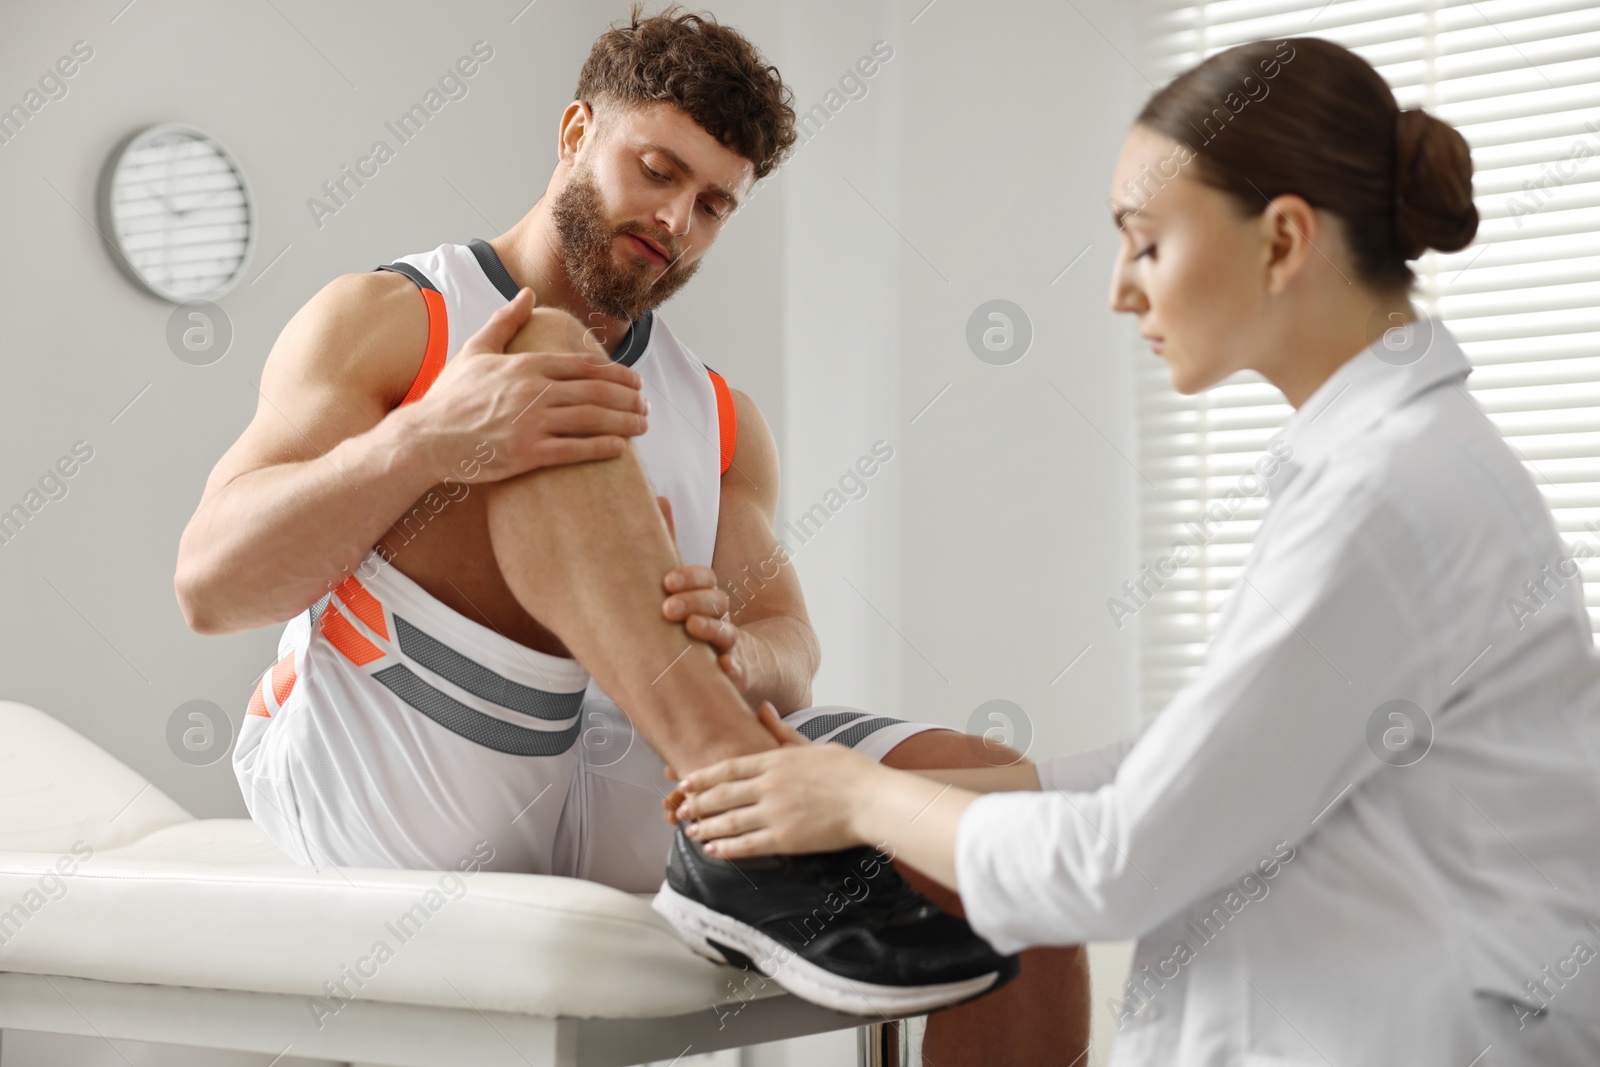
[398,288,448,406]
[707,368,737,475]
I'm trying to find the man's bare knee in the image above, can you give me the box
[506,306,607,359]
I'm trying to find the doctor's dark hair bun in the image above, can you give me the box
[1393,107,1478,262]
[1135,37,1478,288]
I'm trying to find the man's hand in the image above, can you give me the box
[401,287,649,481]
[654,496,754,695]
[662,563,752,693]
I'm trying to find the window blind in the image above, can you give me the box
[1134,0,1600,722]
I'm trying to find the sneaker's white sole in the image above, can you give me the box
[650,881,1003,1017]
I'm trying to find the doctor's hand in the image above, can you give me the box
[671,711,882,857]
[660,701,805,824]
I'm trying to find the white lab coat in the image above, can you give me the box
[955,319,1600,1064]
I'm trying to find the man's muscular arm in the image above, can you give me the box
[688,389,821,713]
[175,281,644,635]
[175,271,441,634]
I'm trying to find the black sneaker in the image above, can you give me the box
[651,825,1019,1016]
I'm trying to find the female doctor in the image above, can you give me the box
[669,37,1600,1065]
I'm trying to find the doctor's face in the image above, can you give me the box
[1107,125,1272,395]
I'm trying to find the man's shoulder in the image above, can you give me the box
[275,269,429,407]
[323,266,422,309]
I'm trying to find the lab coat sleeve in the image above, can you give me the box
[954,472,1442,952]
[1033,738,1137,793]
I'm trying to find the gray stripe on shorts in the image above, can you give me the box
[829,716,906,749]
[373,664,581,756]
[795,711,868,741]
[393,614,584,722]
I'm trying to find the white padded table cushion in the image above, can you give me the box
[0,700,192,853]
[0,701,758,1020]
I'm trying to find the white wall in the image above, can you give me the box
[0,0,1140,1063]
[891,0,1141,766]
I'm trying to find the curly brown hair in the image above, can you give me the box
[575,3,797,180]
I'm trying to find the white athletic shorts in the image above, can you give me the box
[233,550,947,893]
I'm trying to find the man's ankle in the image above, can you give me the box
[617,652,780,773]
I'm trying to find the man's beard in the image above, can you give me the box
[549,164,701,323]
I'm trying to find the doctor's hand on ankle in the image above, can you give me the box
[660,701,807,824]
[672,728,880,858]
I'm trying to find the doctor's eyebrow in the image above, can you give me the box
[1111,203,1142,228]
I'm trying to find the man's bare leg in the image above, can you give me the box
[483,315,774,776]
[881,730,1092,1067]
[484,319,1070,1052]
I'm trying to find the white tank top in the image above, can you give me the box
[379,238,735,572]
[231,240,739,875]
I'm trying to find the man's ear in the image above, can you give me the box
[557,100,594,166]
[1261,194,1318,296]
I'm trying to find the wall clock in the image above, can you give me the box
[97,123,253,302]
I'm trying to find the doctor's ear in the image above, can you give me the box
[1260,194,1320,296]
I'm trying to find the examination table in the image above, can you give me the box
[0,700,901,1066]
